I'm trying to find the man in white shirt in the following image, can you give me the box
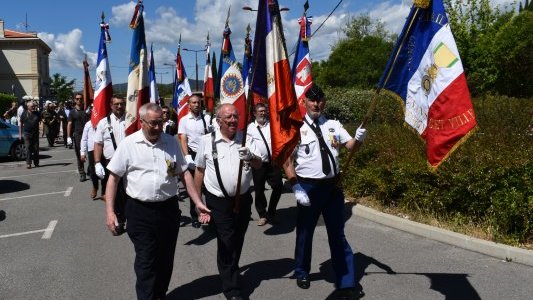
[93,95,126,200]
[105,103,211,300]
[80,108,101,199]
[283,84,367,299]
[247,103,283,226]
[178,94,213,228]
[194,103,261,300]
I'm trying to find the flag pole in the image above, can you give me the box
[341,3,424,173]
[233,21,262,214]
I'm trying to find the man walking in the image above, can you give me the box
[18,99,40,169]
[194,103,261,300]
[283,84,367,300]
[105,103,211,299]
[178,94,213,228]
[247,103,283,226]
[67,94,88,181]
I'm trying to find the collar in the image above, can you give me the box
[304,114,325,127]
[133,130,166,146]
[214,130,243,144]
[110,113,125,122]
[254,120,269,128]
[187,111,202,120]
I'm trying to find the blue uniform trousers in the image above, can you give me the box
[294,180,356,289]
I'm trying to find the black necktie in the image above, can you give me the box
[312,119,332,176]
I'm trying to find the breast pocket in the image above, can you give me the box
[298,135,317,158]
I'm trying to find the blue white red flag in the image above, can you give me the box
[92,20,113,128]
[172,43,192,123]
[292,15,313,117]
[242,26,252,99]
[148,44,159,104]
[219,23,246,130]
[378,0,476,168]
[251,0,303,166]
[125,0,149,136]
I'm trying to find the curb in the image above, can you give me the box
[352,204,533,267]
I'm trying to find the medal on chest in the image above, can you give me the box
[166,159,177,177]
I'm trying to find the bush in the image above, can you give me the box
[0,93,17,117]
[333,87,533,244]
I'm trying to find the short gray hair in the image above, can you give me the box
[139,103,162,119]
[215,103,235,119]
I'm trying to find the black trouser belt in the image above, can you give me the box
[297,176,339,185]
[126,195,179,207]
[204,189,251,201]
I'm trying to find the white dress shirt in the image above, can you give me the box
[195,130,260,197]
[107,130,187,202]
[246,120,272,163]
[177,112,212,152]
[80,121,96,156]
[94,113,125,160]
[295,114,352,179]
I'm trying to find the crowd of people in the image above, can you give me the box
[7,84,368,300]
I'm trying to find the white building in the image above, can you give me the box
[0,19,51,100]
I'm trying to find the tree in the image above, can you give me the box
[50,73,76,102]
[313,15,393,89]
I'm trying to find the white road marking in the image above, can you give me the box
[0,220,58,239]
[0,170,76,179]
[41,220,58,239]
[64,187,73,197]
[0,191,67,202]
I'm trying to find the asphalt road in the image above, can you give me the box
[0,137,532,300]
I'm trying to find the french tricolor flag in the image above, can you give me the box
[148,44,159,104]
[251,0,303,166]
[203,35,215,114]
[292,15,313,118]
[171,44,192,123]
[92,19,113,128]
[378,0,477,168]
[125,0,149,136]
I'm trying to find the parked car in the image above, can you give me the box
[0,119,26,160]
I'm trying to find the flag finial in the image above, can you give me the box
[413,0,430,8]
[101,11,105,23]
[225,6,231,28]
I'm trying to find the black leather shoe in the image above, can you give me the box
[336,288,365,299]
[80,174,86,182]
[192,221,201,228]
[296,277,310,289]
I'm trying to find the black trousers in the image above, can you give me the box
[252,162,283,219]
[73,134,85,175]
[23,132,39,166]
[87,150,103,191]
[205,190,252,299]
[125,196,181,300]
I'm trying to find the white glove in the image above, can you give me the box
[67,137,73,146]
[291,183,311,206]
[355,126,367,142]
[207,124,215,133]
[95,162,106,179]
[185,154,196,170]
[238,147,254,161]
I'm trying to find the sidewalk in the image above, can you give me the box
[352,204,533,266]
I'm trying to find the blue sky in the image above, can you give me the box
[1,0,515,90]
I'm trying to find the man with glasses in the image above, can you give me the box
[105,103,211,299]
[178,94,213,228]
[67,93,89,182]
[283,84,367,299]
[94,95,126,200]
[194,103,261,300]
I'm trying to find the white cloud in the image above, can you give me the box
[110,1,137,26]
[37,29,96,71]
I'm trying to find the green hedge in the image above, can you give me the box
[0,93,17,116]
[330,89,532,245]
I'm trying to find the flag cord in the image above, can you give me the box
[341,7,421,173]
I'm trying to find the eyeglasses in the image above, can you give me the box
[75,97,82,100]
[142,119,164,127]
[112,102,125,107]
[162,111,169,114]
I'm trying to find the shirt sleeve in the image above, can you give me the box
[194,134,207,169]
[94,119,105,144]
[177,118,186,135]
[174,137,188,173]
[337,121,352,144]
[106,140,128,177]
[80,122,90,155]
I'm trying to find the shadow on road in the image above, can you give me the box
[183,223,216,246]
[0,210,6,221]
[263,206,297,236]
[37,162,72,168]
[0,180,30,194]
[166,257,293,300]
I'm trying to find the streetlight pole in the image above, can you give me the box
[182,48,204,92]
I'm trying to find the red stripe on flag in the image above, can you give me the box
[422,73,476,167]
[91,84,112,128]
[269,59,303,166]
